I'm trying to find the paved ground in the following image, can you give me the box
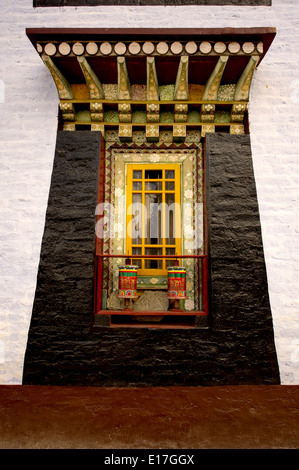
[0,385,298,449]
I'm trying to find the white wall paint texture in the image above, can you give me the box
[0,0,298,384]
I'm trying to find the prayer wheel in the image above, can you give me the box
[118,265,138,299]
[167,266,187,299]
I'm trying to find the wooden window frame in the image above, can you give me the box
[94,144,209,329]
[126,163,181,277]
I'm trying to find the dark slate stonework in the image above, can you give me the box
[23,131,101,381]
[33,0,271,7]
[205,134,274,330]
[23,132,280,387]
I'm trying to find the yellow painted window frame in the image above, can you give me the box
[126,163,181,276]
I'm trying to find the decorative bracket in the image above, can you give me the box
[174,56,189,100]
[117,57,132,100]
[77,56,105,99]
[146,57,159,101]
[202,56,228,101]
[234,56,260,101]
[41,54,73,100]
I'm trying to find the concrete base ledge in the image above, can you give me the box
[0,385,298,449]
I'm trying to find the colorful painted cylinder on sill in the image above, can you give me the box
[118,265,139,299]
[167,266,187,299]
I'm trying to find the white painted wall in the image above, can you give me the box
[0,0,298,384]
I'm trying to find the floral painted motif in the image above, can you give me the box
[159,84,175,101]
[103,83,118,100]
[149,154,161,162]
[184,189,193,200]
[217,83,236,101]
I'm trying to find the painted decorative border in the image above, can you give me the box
[102,135,203,311]
[38,39,263,59]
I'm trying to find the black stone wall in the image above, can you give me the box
[205,134,280,384]
[23,132,101,384]
[206,134,274,330]
[23,131,280,387]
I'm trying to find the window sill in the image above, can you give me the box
[94,310,208,329]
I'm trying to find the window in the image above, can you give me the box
[93,146,209,328]
[126,164,181,276]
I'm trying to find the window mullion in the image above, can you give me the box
[141,169,145,271]
[162,169,166,271]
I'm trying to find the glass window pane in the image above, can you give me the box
[133,181,142,190]
[165,193,175,244]
[131,193,142,244]
[145,181,162,191]
[145,248,162,255]
[145,246,162,270]
[145,193,162,244]
[133,170,142,179]
[166,248,176,267]
[132,259,142,268]
[165,170,175,179]
[145,259,162,269]
[145,169,162,179]
[166,260,176,267]
[132,247,142,268]
[165,181,175,190]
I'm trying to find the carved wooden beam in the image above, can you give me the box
[118,102,132,123]
[60,101,76,123]
[174,56,189,100]
[231,103,247,123]
[234,55,260,101]
[230,124,245,135]
[146,58,160,124]
[201,103,216,124]
[174,104,188,123]
[77,56,104,99]
[146,103,160,123]
[201,124,215,137]
[201,56,228,125]
[230,101,248,133]
[91,123,105,137]
[117,57,132,100]
[119,124,132,141]
[41,54,73,100]
[173,124,186,142]
[90,102,104,122]
[146,124,159,142]
[146,56,159,101]
[202,55,228,100]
